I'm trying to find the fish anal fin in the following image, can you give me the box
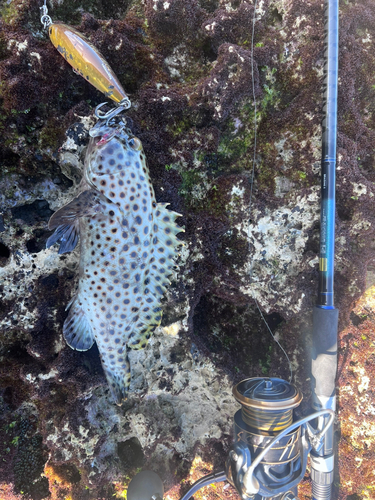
[63,295,95,351]
[48,189,103,230]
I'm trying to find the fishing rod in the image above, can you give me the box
[126,1,339,500]
[310,0,339,498]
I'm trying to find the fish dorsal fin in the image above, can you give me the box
[46,189,103,254]
[127,303,163,351]
[63,295,95,351]
[122,203,184,353]
[153,202,183,263]
[148,202,184,298]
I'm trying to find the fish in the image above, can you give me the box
[46,120,183,404]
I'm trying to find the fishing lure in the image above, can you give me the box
[41,2,183,403]
[40,0,130,109]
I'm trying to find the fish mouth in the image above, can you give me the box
[89,110,137,151]
[94,128,122,147]
[92,135,136,158]
[86,164,124,180]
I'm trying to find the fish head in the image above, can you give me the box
[84,124,144,190]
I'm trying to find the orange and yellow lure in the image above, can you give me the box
[40,1,130,110]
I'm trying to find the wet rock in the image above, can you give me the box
[11,200,53,226]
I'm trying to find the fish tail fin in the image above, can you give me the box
[63,295,95,351]
[104,353,131,405]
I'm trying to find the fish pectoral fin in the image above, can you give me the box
[63,295,95,351]
[104,356,131,405]
[46,221,80,254]
[46,189,103,254]
[48,189,103,230]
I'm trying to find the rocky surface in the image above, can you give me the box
[0,0,375,499]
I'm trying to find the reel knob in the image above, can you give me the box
[127,470,164,500]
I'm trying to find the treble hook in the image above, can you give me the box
[94,98,131,125]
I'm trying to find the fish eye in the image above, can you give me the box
[129,137,142,151]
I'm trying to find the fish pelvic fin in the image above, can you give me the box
[104,353,131,405]
[46,189,103,254]
[63,295,95,351]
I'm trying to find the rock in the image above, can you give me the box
[1,1,375,499]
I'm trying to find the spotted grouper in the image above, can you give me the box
[47,119,183,404]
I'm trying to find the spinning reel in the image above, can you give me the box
[128,377,335,500]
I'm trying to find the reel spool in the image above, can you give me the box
[226,377,309,500]
[233,378,302,434]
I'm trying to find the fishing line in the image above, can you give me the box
[248,0,293,383]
